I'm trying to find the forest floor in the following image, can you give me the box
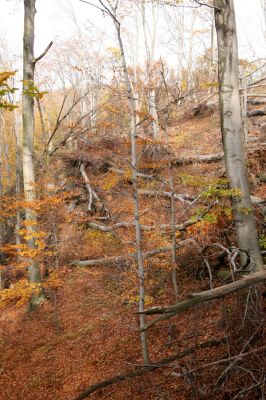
[0,108,265,400]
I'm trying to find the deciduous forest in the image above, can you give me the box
[0,0,265,399]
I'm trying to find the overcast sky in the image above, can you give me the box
[0,0,265,64]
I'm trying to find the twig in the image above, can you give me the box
[214,320,265,388]
[34,41,53,63]
[70,337,225,400]
[193,0,221,11]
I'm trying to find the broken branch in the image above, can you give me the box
[140,270,266,329]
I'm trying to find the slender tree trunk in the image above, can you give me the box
[109,2,150,364]
[36,97,47,147]
[169,164,178,301]
[14,109,22,249]
[214,0,263,271]
[23,0,42,287]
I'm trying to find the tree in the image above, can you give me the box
[22,0,42,303]
[80,0,150,364]
[213,0,263,271]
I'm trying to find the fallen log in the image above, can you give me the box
[248,99,266,105]
[87,217,202,233]
[170,146,266,167]
[258,174,266,183]
[139,189,194,203]
[71,246,171,267]
[70,337,225,400]
[139,189,264,206]
[247,108,266,117]
[171,152,224,166]
[251,196,266,205]
[141,269,266,329]
[71,238,196,267]
[109,167,168,183]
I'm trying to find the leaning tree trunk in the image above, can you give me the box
[23,0,42,289]
[214,0,263,271]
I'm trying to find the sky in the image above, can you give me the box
[0,0,265,67]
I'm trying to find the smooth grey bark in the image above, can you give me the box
[14,109,22,249]
[36,97,47,147]
[214,0,263,271]
[22,0,41,285]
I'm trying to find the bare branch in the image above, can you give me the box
[70,337,225,400]
[34,41,53,64]
[141,270,266,330]
[193,0,221,11]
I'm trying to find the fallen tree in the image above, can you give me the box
[139,189,264,206]
[70,337,225,400]
[70,238,196,267]
[170,145,266,166]
[71,246,171,267]
[172,152,224,165]
[87,216,203,233]
[248,99,266,105]
[140,269,266,330]
[139,189,195,203]
[247,108,266,117]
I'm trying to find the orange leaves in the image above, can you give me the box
[43,271,63,290]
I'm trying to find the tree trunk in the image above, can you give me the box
[213,0,263,271]
[14,109,22,249]
[107,2,150,364]
[23,0,42,288]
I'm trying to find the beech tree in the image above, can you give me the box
[213,0,263,271]
[22,0,42,291]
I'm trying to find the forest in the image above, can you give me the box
[0,0,265,399]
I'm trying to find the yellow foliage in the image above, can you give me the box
[84,229,122,257]
[0,71,16,84]
[100,172,122,191]
[0,279,40,307]
[43,271,63,289]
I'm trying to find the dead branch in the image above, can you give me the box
[71,246,172,267]
[247,108,266,117]
[171,153,224,165]
[33,41,53,63]
[80,163,100,211]
[214,321,265,388]
[139,189,194,203]
[70,337,225,400]
[71,238,195,267]
[140,270,266,329]
[248,99,266,105]
[87,216,204,233]
[108,167,168,183]
[258,174,266,183]
[170,146,266,166]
